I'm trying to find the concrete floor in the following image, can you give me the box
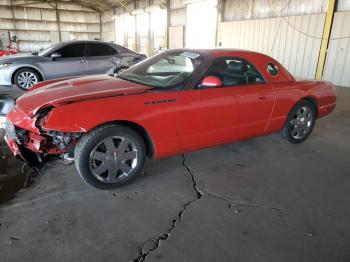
[0,85,24,98]
[0,86,349,262]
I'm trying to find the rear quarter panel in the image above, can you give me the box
[266,80,336,133]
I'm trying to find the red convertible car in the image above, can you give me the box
[4,49,336,189]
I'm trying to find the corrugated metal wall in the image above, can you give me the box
[186,0,217,48]
[1,0,349,86]
[220,13,325,79]
[223,0,328,21]
[114,0,350,87]
[220,0,350,86]
[323,11,350,87]
[114,3,167,56]
[169,26,184,48]
[0,0,106,52]
[101,13,115,43]
[115,14,137,51]
[136,12,150,54]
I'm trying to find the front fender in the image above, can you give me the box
[40,92,180,158]
[10,64,45,82]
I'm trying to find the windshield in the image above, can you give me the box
[118,51,205,89]
[37,43,60,57]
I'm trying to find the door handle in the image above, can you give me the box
[258,95,267,100]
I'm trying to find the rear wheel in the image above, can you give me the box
[13,68,41,91]
[74,124,146,189]
[283,100,316,144]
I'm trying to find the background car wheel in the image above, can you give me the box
[283,100,316,144]
[13,68,41,91]
[74,124,146,189]
[113,67,129,77]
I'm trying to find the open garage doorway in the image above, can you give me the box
[186,0,218,48]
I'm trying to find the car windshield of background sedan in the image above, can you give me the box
[118,51,204,89]
[37,43,60,56]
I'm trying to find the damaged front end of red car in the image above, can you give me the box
[4,105,82,166]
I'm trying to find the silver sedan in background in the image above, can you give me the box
[0,40,146,90]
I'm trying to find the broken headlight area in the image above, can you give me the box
[6,105,83,165]
[7,119,81,154]
[34,105,55,127]
[5,120,45,165]
[5,120,29,145]
[45,131,82,149]
[33,105,82,151]
[6,108,83,165]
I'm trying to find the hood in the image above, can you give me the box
[15,75,152,116]
[0,53,36,63]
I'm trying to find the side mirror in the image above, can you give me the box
[199,76,222,88]
[50,52,61,60]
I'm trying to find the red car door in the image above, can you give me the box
[177,57,275,152]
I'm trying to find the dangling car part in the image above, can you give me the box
[4,49,336,189]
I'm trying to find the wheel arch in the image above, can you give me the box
[299,96,318,117]
[92,120,155,159]
[11,66,43,84]
[283,96,319,128]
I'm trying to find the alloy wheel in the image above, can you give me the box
[289,106,313,139]
[17,71,38,89]
[89,136,138,183]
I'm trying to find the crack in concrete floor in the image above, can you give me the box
[132,154,203,262]
[1,87,350,262]
[133,147,350,261]
[205,192,350,223]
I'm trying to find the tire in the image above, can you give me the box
[74,124,146,189]
[113,67,129,77]
[283,100,316,144]
[13,68,41,91]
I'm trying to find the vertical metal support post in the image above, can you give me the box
[216,0,223,47]
[166,0,170,49]
[148,0,152,55]
[55,1,62,42]
[315,0,337,79]
[10,0,16,31]
[134,0,138,52]
[9,0,16,49]
[99,13,103,40]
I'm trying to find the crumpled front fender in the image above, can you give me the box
[6,106,40,134]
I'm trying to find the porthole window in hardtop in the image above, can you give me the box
[267,63,279,76]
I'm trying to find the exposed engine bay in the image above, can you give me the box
[5,105,82,165]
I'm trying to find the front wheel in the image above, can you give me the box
[74,124,146,189]
[283,100,316,144]
[13,68,41,91]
